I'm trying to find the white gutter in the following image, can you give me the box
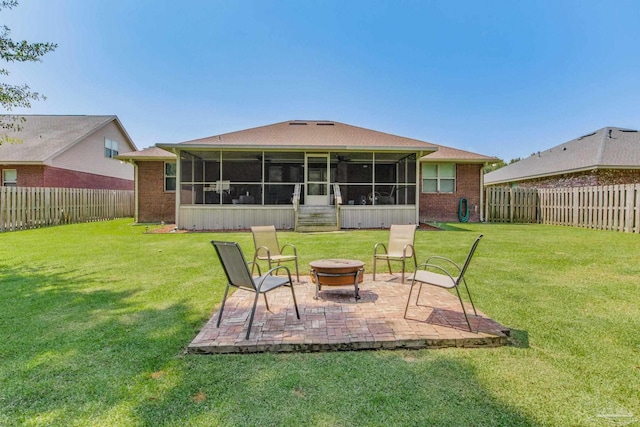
[174,149,181,228]
[479,166,485,222]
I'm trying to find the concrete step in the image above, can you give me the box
[296,206,339,231]
[296,224,341,232]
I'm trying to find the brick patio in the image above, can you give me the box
[187,273,510,354]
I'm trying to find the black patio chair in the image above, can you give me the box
[404,234,483,332]
[211,240,300,340]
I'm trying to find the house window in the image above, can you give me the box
[2,169,17,187]
[165,162,176,192]
[422,163,456,193]
[105,138,119,158]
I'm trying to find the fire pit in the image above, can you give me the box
[309,259,365,300]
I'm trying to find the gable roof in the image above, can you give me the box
[0,115,137,163]
[116,146,176,161]
[156,120,438,152]
[484,127,640,185]
[420,144,499,163]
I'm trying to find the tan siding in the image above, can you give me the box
[51,121,135,180]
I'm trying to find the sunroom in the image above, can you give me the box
[157,120,435,231]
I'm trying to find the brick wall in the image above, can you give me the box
[137,161,175,223]
[1,164,133,190]
[2,164,45,186]
[491,169,640,189]
[419,163,482,223]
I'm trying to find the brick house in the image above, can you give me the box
[484,127,640,188]
[121,120,496,229]
[0,115,136,190]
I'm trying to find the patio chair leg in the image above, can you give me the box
[454,286,474,332]
[263,293,270,311]
[403,280,417,317]
[294,258,300,282]
[289,284,300,319]
[461,278,478,316]
[246,292,261,340]
[373,256,377,281]
[216,284,231,328]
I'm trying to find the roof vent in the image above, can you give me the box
[316,122,334,126]
[578,132,596,140]
[289,122,307,126]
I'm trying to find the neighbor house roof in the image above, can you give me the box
[484,127,640,185]
[0,114,137,164]
[156,120,438,152]
[116,146,176,161]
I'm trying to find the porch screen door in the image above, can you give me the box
[305,154,329,205]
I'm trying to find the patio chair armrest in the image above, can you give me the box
[280,243,298,256]
[247,261,262,276]
[403,243,416,258]
[373,242,388,256]
[254,246,272,259]
[414,263,457,283]
[424,256,462,274]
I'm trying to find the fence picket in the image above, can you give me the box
[0,187,134,232]
[487,184,639,233]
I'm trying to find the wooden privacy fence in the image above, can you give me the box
[485,187,539,224]
[486,184,640,233]
[1,187,134,232]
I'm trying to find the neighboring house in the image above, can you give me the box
[484,127,640,188]
[122,120,497,230]
[0,115,136,190]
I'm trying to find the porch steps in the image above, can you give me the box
[295,206,340,232]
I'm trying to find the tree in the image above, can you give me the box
[0,0,57,143]
[483,157,522,174]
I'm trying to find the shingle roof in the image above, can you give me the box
[0,115,135,163]
[484,127,640,185]
[157,120,438,152]
[116,146,176,161]
[420,144,499,163]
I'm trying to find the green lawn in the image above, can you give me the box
[1,219,638,426]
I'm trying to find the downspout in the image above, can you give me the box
[121,158,139,223]
[134,162,139,223]
[479,164,485,222]
[415,151,423,225]
[174,149,181,228]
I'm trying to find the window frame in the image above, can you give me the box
[104,138,120,159]
[164,161,177,192]
[421,163,456,193]
[2,169,17,187]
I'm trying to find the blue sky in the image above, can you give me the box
[3,0,640,160]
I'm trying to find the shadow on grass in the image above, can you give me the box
[508,329,530,348]
[1,259,535,426]
[0,263,198,425]
[133,353,539,426]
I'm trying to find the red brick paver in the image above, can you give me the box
[187,274,509,354]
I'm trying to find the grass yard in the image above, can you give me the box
[0,219,639,426]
